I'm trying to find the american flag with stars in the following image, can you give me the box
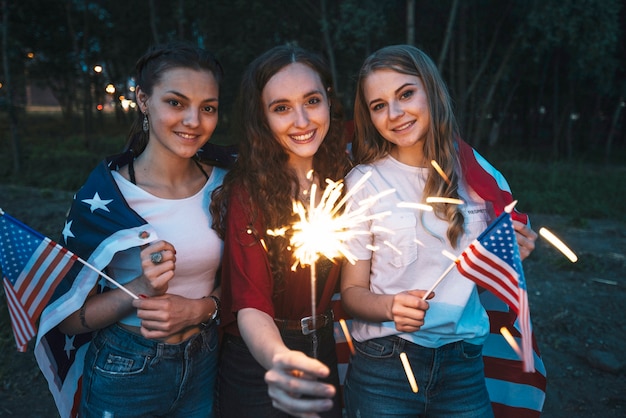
[0,211,78,351]
[456,210,534,373]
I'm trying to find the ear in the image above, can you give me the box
[136,87,148,113]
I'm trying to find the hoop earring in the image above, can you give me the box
[142,113,149,133]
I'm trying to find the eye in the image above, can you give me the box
[168,99,182,107]
[272,104,288,113]
[371,102,385,112]
[400,89,414,100]
[203,105,217,113]
[307,97,321,105]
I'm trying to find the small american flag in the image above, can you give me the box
[456,210,534,373]
[0,211,77,352]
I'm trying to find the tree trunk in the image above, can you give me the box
[605,96,624,163]
[320,0,340,96]
[149,0,160,44]
[1,0,20,174]
[406,0,415,46]
[472,36,519,148]
[437,0,459,70]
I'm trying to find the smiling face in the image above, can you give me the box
[262,62,330,166]
[138,67,219,159]
[363,69,431,165]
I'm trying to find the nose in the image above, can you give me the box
[388,101,404,120]
[183,108,200,128]
[293,106,310,128]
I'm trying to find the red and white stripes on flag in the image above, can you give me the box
[456,213,534,373]
[0,213,78,351]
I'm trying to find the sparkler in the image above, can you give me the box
[268,171,392,357]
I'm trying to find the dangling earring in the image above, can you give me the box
[142,113,149,133]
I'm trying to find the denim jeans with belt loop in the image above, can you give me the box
[81,322,219,418]
[344,335,494,418]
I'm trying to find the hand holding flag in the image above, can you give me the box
[0,209,138,352]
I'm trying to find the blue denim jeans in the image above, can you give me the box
[216,319,342,418]
[344,336,494,418]
[81,323,219,418]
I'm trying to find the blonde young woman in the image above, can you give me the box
[341,45,539,418]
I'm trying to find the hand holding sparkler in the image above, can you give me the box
[265,350,336,418]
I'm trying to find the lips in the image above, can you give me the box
[392,121,415,132]
[175,132,200,140]
[290,129,316,143]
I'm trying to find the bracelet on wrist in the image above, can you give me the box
[200,295,220,328]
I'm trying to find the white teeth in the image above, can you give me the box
[178,133,196,139]
[292,131,314,141]
[395,121,414,131]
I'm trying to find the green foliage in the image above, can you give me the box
[0,113,127,191]
[494,156,625,223]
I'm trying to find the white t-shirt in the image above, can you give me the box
[345,155,491,348]
[109,167,227,327]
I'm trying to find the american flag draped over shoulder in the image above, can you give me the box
[0,211,78,351]
[458,138,546,417]
[34,152,158,418]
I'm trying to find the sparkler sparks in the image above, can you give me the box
[425,196,465,205]
[339,319,355,355]
[431,160,451,185]
[539,227,578,262]
[500,326,523,360]
[400,352,419,393]
[270,172,392,269]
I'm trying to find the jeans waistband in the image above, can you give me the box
[102,322,215,357]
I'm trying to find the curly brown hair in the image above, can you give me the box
[210,45,351,287]
[352,44,465,248]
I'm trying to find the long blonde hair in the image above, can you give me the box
[352,45,465,247]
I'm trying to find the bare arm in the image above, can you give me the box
[238,308,335,417]
[59,240,177,335]
[341,259,432,333]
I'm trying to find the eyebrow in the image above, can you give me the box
[165,90,219,103]
[266,89,324,109]
[368,82,416,107]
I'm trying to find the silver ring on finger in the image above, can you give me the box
[150,251,163,265]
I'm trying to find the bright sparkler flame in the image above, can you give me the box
[269,171,392,269]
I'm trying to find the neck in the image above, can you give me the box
[390,144,426,167]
